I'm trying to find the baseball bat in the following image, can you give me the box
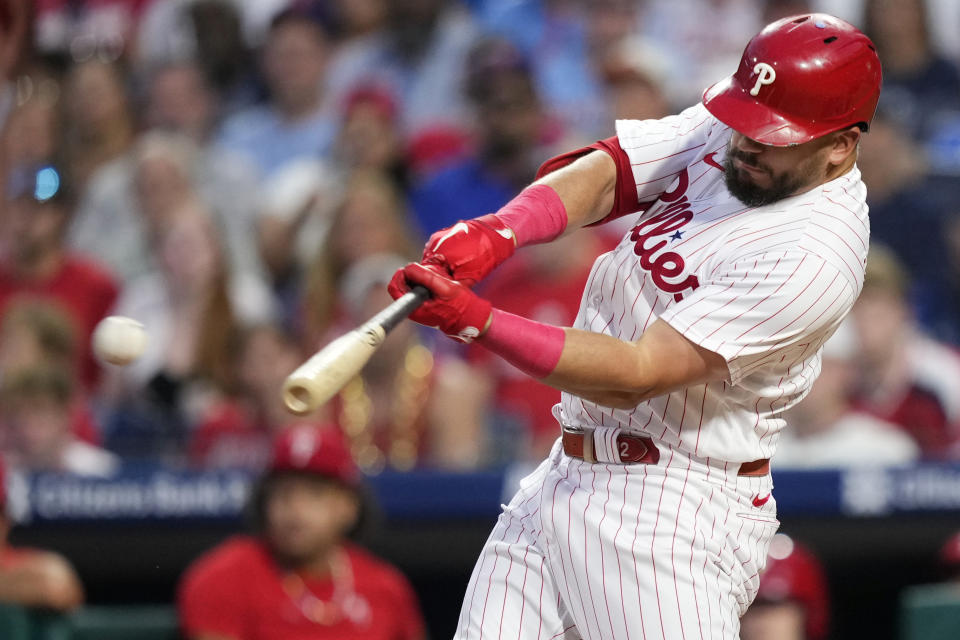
[282,285,430,415]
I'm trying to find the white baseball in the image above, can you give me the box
[92,316,148,366]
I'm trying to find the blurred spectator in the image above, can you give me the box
[145,62,265,277]
[0,366,118,476]
[137,0,258,114]
[740,533,830,640]
[775,321,920,468]
[863,0,960,145]
[60,59,134,192]
[0,164,118,390]
[0,301,76,377]
[33,0,148,60]
[256,157,341,304]
[335,86,407,186]
[333,254,488,472]
[69,65,267,285]
[597,36,671,123]
[470,233,612,461]
[919,213,960,346]
[0,0,31,209]
[189,323,329,471]
[857,110,960,286]
[300,169,418,346]
[179,426,426,640]
[330,0,388,42]
[0,301,100,445]
[858,109,960,345]
[1,70,61,172]
[325,0,478,144]
[217,8,336,178]
[0,0,30,93]
[641,0,762,107]
[107,201,272,458]
[144,60,218,144]
[409,38,557,235]
[849,245,960,458]
[480,0,625,139]
[0,69,62,258]
[0,457,84,611]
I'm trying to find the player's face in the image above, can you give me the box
[724,132,834,207]
[264,475,359,566]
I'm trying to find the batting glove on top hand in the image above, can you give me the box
[421,215,515,287]
[388,263,493,343]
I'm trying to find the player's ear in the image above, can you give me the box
[826,127,861,165]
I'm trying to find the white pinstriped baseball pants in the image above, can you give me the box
[455,439,778,640]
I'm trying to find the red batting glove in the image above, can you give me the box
[388,263,493,343]
[421,215,516,286]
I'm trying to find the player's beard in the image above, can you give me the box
[723,148,819,207]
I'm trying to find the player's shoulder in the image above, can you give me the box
[615,102,724,148]
[727,168,869,284]
[798,168,869,273]
[809,166,869,218]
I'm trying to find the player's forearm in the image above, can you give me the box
[533,150,617,232]
[542,329,668,409]
[479,313,728,410]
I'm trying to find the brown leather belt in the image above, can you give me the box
[561,428,769,477]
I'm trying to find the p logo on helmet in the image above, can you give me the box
[702,13,882,147]
[750,63,776,96]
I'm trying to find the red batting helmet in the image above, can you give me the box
[702,13,882,146]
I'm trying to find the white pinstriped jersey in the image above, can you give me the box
[554,103,870,463]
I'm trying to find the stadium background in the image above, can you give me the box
[2,0,960,639]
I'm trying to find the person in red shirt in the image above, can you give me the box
[0,164,118,389]
[0,457,85,611]
[178,425,426,640]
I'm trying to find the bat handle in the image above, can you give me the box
[371,285,430,333]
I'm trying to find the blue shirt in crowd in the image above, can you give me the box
[216,105,337,178]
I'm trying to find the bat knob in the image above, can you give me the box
[283,382,317,416]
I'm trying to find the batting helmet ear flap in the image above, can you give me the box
[703,13,882,146]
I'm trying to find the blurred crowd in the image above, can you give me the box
[0,0,959,483]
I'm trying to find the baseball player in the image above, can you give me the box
[389,13,881,640]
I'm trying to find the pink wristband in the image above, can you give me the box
[480,309,565,379]
[493,184,568,247]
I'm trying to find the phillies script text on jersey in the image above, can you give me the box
[629,168,699,302]
[558,102,868,463]
[456,101,870,640]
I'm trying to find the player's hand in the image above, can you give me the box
[421,216,516,287]
[388,263,493,343]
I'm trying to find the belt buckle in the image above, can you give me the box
[581,427,596,464]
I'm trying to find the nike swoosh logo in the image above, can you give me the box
[495,227,514,241]
[704,152,725,172]
[752,493,771,508]
[432,222,470,251]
